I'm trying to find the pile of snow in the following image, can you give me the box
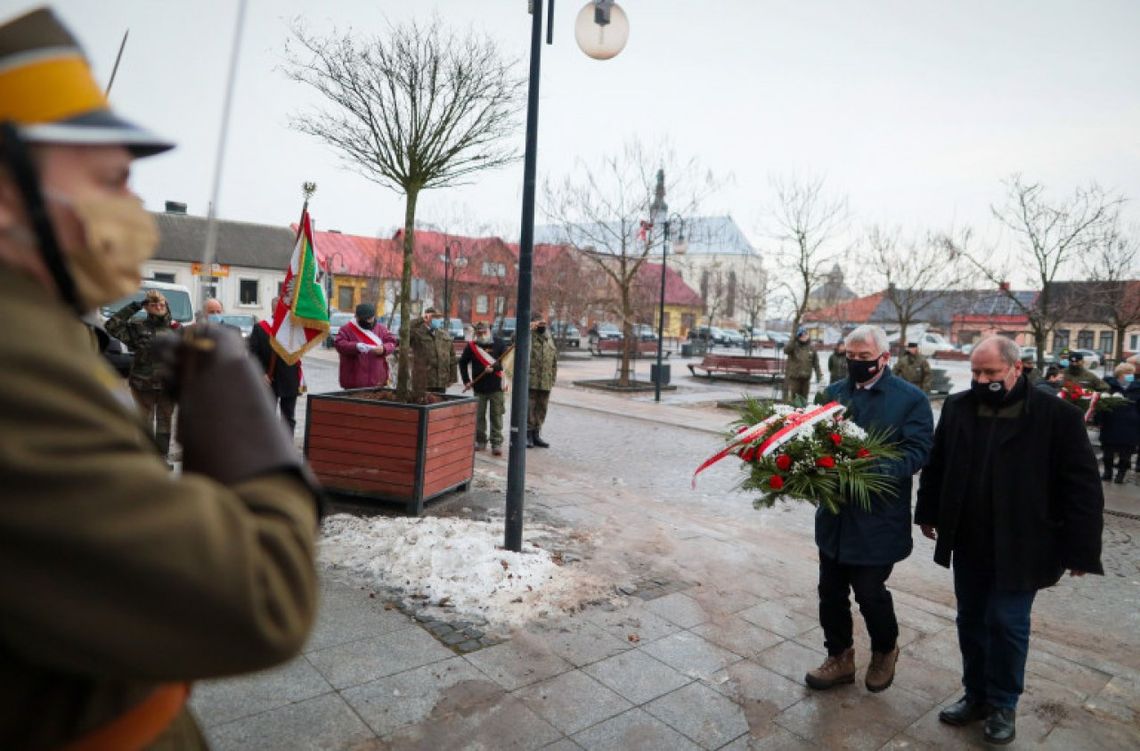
[319,514,606,627]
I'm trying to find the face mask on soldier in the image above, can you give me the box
[44,190,159,310]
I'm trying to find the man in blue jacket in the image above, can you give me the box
[806,325,933,694]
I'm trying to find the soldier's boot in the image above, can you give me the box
[533,431,550,448]
[526,430,535,448]
[865,646,899,692]
[805,647,855,690]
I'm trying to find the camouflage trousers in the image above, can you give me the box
[785,377,811,401]
[132,387,175,457]
[476,390,505,448]
[528,389,551,431]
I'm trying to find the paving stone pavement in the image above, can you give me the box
[194,361,1140,749]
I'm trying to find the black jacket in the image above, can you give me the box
[249,324,301,397]
[1097,377,1140,447]
[459,337,507,394]
[915,382,1104,590]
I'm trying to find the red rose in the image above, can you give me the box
[856,447,872,459]
[768,475,785,490]
[775,454,793,471]
[816,455,836,469]
[829,433,842,446]
[741,446,757,462]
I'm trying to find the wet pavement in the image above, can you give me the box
[191,349,1140,749]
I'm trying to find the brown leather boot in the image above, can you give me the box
[865,646,899,692]
[805,647,855,689]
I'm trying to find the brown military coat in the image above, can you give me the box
[0,272,318,750]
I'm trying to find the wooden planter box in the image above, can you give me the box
[303,389,477,515]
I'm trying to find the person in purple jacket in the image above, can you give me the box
[334,303,397,389]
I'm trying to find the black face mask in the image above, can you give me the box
[971,378,1008,407]
[535,326,546,334]
[846,357,881,384]
[357,317,374,330]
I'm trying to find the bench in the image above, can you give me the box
[589,338,668,358]
[688,354,784,382]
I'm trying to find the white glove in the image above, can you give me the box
[356,342,372,354]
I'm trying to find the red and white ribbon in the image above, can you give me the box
[1084,391,1100,422]
[691,401,846,488]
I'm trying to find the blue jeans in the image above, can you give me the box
[953,564,1037,709]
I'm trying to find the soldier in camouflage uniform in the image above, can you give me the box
[895,342,933,392]
[410,306,458,394]
[827,341,849,383]
[106,289,177,457]
[1060,349,1108,392]
[784,326,823,401]
[527,316,559,447]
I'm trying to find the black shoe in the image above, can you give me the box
[984,707,1016,745]
[938,696,990,726]
[526,430,535,448]
[1115,470,1127,484]
[532,432,550,448]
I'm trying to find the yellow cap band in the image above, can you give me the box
[0,53,107,125]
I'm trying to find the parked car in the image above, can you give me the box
[442,318,466,341]
[721,329,746,348]
[492,316,517,339]
[633,324,658,341]
[588,322,622,342]
[550,320,581,347]
[99,280,196,374]
[215,313,256,338]
[1019,346,1055,365]
[325,311,354,347]
[687,325,729,346]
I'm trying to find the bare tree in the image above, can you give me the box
[284,17,523,398]
[1081,216,1140,363]
[949,175,1123,368]
[542,140,713,385]
[862,225,974,348]
[735,261,769,354]
[765,175,849,333]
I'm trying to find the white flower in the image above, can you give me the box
[837,419,868,440]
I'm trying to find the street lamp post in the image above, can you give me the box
[504,0,628,552]
[441,240,464,330]
[648,169,687,403]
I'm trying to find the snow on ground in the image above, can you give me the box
[318,514,610,627]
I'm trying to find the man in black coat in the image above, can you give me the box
[916,336,1103,746]
[459,322,509,456]
[807,325,933,695]
[249,302,302,432]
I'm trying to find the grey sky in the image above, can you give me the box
[22,0,1140,277]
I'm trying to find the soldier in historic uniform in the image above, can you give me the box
[895,342,933,392]
[527,315,558,448]
[0,9,320,749]
[410,306,458,394]
[106,288,178,458]
[784,326,823,401]
[1060,349,1108,392]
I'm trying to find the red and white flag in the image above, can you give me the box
[266,208,330,365]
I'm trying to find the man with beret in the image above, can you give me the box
[0,8,321,748]
[460,321,509,455]
[1060,349,1108,392]
[334,302,397,389]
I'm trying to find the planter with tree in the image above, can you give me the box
[285,17,523,513]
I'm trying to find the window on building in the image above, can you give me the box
[1077,329,1094,349]
[959,330,979,345]
[201,277,219,300]
[681,313,696,334]
[662,311,671,331]
[1099,331,1114,355]
[151,272,176,283]
[1131,333,1139,353]
[338,286,354,312]
[482,261,506,277]
[476,294,489,314]
[238,279,259,306]
[494,296,506,314]
[1053,329,1070,353]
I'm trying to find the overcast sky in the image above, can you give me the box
[23,0,1140,278]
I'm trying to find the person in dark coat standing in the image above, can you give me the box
[805,325,933,695]
[1097,362,1140,483]
[460,321,509,455]
[916,336,1103,746]
[249,299,302,432]
[827,340,848,383]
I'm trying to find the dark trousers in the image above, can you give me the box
[276,390,298,433]
[953,563,1037,709]
[818,553,898,655]
[1102,444,1133,476]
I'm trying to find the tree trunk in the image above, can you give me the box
[618,286,633,386]
[1034,325,1048,371]
[395,188,419,401]
[1116,324,1127,365]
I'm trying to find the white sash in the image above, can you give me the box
[344,319,386,348]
